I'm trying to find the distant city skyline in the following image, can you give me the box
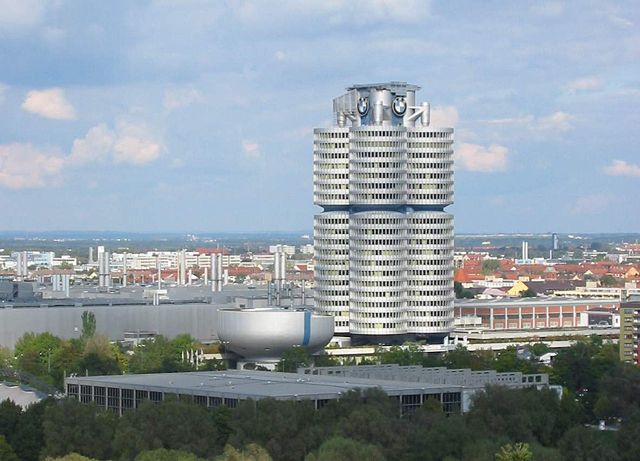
[0,1,638,233]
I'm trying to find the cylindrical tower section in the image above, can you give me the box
[406,127,454,207]
[405,211,454,337]
[314,127,350,207]
[211,253,223,292]
[314,211,350,334]
[349,211,406,339]
[349,126,406,207]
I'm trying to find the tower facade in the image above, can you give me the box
[314,82,454,344]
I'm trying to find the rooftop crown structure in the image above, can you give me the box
[314,82,454,344]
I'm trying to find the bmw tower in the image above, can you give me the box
[313,82,454,345]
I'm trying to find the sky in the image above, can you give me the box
[0,0,638,234]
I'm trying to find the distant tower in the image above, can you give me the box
[89,247,94,264]
[178,250,187,286]
[272,246,286,293]
[16,251,28,280]
[122,253,128,287]
[552,233,559,251]
[314,82,454,344]
[98,251,111,290]
[522,241,529,261]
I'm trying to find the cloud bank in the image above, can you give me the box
[0,120,162,189]
[0,143,64,189]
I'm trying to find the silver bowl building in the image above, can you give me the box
[216,307,334,362]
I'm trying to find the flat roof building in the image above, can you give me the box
[454,297,618,330]
[65,365,552,416]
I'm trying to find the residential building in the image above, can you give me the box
[620,301,640,366]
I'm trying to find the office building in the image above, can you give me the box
[314,82,454,344]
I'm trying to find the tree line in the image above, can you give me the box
[0,312,226,391]
[1,314,639,459]
[1,374,639,461]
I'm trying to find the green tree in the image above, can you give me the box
[0,347,13,370]
[215,444,273,461]
[50,339,84,387]
[405,414,473,461]
[128,336,186,374]
[467,386,570,447]
[495,442,533,461]
[599,275,617,287]
[228,398,317,461]
[305,437,385,461]
[14,332,62,379]
[43,454,98,461]
[378,344,425,366]
[521,288,537,298]
[594,364,640,420]
[0,400,22,443]
[558,426,619,461]
[443,345,493,370]
[454,281,475,299]
[81,311,96,340]
[0,435,19,461]
[42,398,117,460]
[113,400,221,461]
[135,448,206,461]
[617,410,640,461]
[530,343,550,357]
[481,259,500,275]
[276,346,311,372]
[312,352,339,367]
[11,399,50,461]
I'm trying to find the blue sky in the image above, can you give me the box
[0,0,638,233]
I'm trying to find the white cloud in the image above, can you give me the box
[112,121,162,164]
[603,160,640,177]
[485,115,535,125]
[0,0,50,30]
[0,119,163,189]
[566,76,602,94]
[241,140,260,158]
[456,143,508,172]
[0,143,64,189]
[69,121,162,166]
[536,111,573,132]
[430,106,459,127]
[21,88,76,120]
[234,0,430,26]
[274,50,286,61]
[484,111,573,132]
[163,87,201,111]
